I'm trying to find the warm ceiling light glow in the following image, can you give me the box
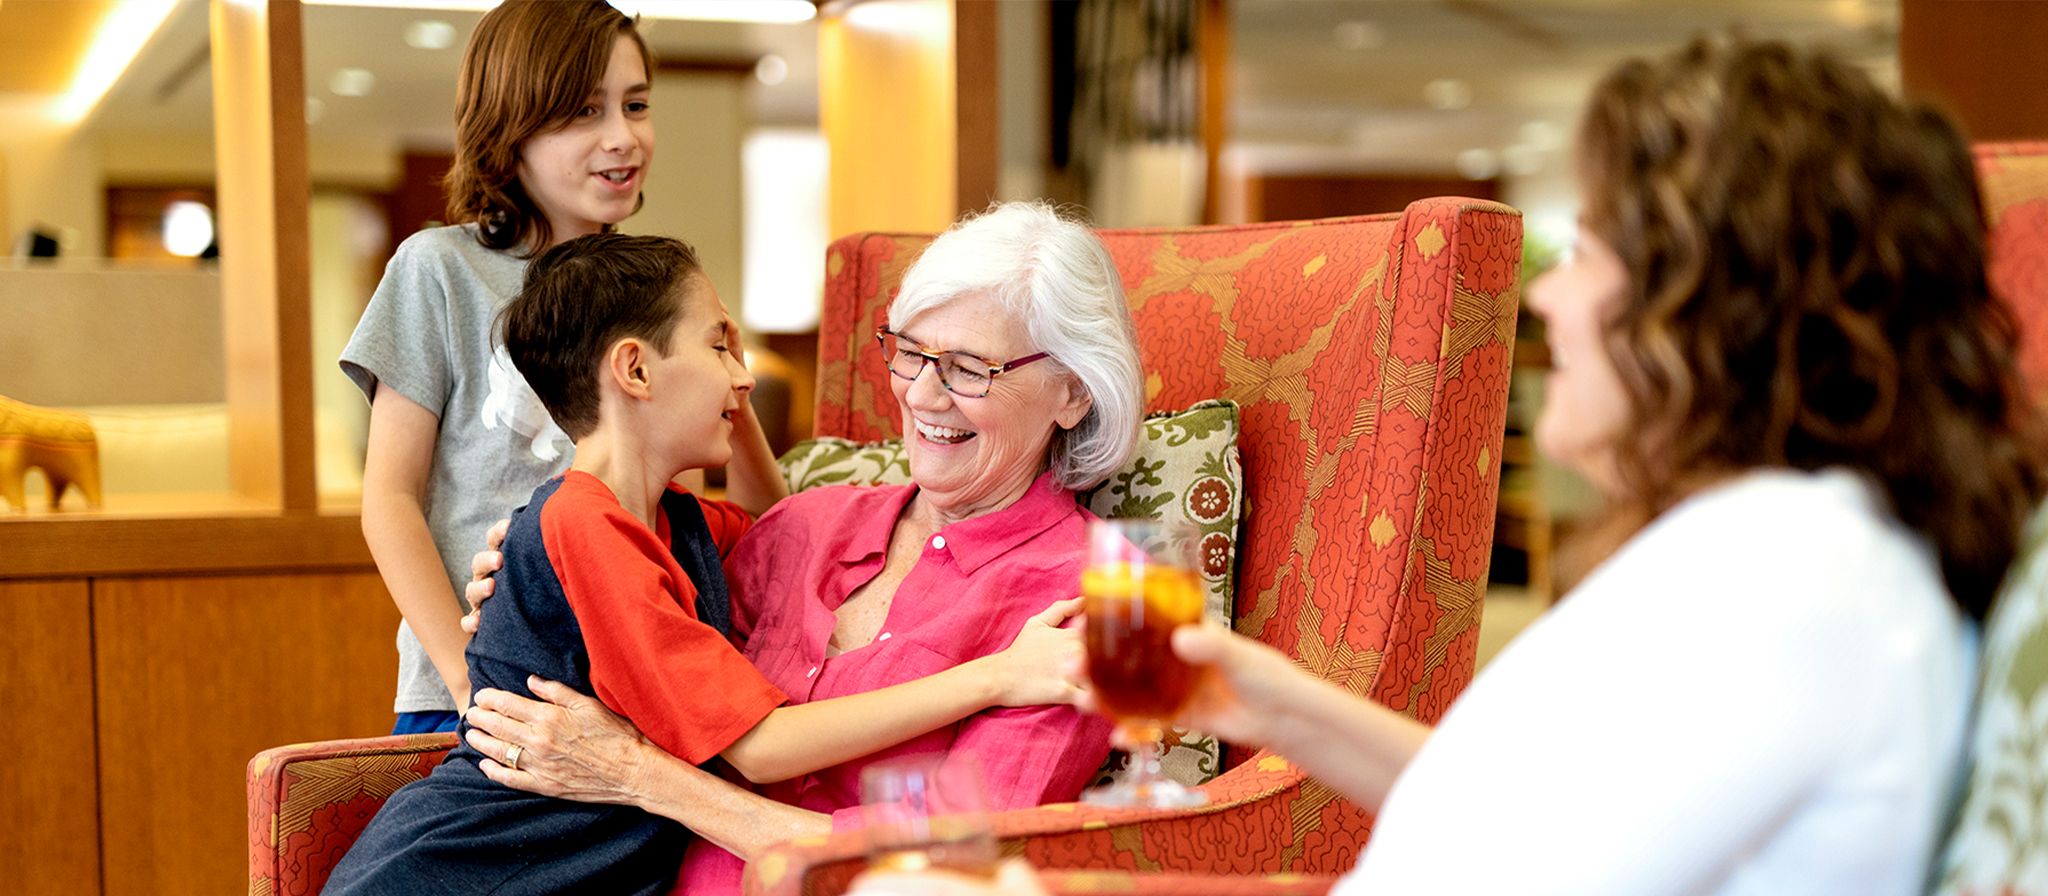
[330,67,377,97]
[754,54,789,86]
[162,201,216,258]
[404,19,458,49]
[303,0,816,24]
[54,0,179,124]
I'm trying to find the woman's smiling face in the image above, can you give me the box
[1526,226,1633,490]
[890,294,1091,522]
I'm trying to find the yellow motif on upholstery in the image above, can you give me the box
[827,249,844,278]
[1061,872,1138,893]
[1277,779,1340,870]
[1302,254,1326,278]
[1368,512,1397,549]
[1406,533,1487,709]
[1109,825,1162,871]
[251,878,274,896]
[1082,820,1110,831]
[276,755,433,837]
[1477,445,1491,475]
[1256,755,1292,773]
[1128,233,1291,313]
[1443,280,1521,380]
[1145,372,1163,404]
[1414,222,1447,258]
[1041,802,1079,813]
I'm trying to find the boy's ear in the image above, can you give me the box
[607,339,653,400]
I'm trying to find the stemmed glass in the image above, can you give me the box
[1080,518,1208,808]
[860,754,1001,879]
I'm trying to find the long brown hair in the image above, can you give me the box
[443,0,650,256]
[1570,37,2044,618]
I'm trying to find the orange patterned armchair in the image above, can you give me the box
[753,199,1522,895]
[1977,141,2048,398]
[244,199,1524,896]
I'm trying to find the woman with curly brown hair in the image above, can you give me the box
[857,36,2046,896]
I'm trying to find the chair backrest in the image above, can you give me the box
[1977,141,2048,401]
[813,199,1523,736]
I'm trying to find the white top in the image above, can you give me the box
[1337,469,1976,896]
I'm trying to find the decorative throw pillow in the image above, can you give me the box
[1933,501,2048,896]
[777,399,1244,788]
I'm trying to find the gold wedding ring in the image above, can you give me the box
[504,743,523,771]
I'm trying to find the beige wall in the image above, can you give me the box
[0,266,223,406]
[0,103,105,257]
[620,71,746,323]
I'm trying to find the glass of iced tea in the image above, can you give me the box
[860,754,1000,880]
[1081,518,1208,808]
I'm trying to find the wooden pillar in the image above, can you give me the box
[1900,0,2048,141]
[820,0,998,238]
[1200,0,1229,225]
[210,0,315,511]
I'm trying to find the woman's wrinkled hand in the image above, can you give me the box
[849,859,1048,896]
[462,675,653,806]
[985,597,1087,708]
[459,517,511,635]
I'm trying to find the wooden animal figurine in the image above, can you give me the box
[0,394,103,513]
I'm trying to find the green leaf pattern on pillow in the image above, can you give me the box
[776,400,1244,789]
[1935,502,2048,896]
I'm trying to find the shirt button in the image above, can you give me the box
[806,666,818,679]
[878,632,893,641]
[931,535,947,550]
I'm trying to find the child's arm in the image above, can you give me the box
[360,382,472,710]
[720,322,788,517]
[720,598,1084,784]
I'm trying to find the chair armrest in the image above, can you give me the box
[1039,870,1338,896]
[246,733,455,896]
[747,751,1343,896]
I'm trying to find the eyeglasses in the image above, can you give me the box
[874,328,1050,399]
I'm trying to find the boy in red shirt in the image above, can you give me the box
[330,234,1065,895]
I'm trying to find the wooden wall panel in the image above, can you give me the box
[93,571,396,896]
[0,579,99,896]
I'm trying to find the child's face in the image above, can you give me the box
[649,275,754,471]
[518,33,653,246]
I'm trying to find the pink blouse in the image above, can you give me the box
[675,472,1116,894]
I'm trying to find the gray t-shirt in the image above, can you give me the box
[341,224,573,713]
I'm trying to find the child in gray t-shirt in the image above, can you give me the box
[341,1,750,731]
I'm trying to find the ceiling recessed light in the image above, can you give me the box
[404,20,457,50]
[1502,143,1544,177]
[1424,78,1472,111]
[1456,148,1499,180]
[162,201,215,258]
[330,68,376,98]
[754,54,789,86]
[1333,21,1383,51]
[1519,120,1561,152]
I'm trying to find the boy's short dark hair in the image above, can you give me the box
[501,233,702,439]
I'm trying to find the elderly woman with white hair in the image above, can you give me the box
[457,201,1146,894]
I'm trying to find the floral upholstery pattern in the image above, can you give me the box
[1977,142,2048,401]
[779,399,1245,787]
[759,199,1523,896]
[1935,503,2048,896]
[243,201,1523,896]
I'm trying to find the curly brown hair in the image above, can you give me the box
[442,0,651,256]
[1570,37,2044,618]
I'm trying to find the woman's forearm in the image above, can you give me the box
[1260,670,1430,812]
[631,742,832,859]
[722,658,999,784]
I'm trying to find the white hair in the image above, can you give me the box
[889,201,1143,490]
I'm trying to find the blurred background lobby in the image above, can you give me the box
[1,1,2041,893]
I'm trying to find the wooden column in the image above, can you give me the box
[1900,0,2048,141]
[210,0,315,511]
[1200,0,1230,224]
[820,0,999,238]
